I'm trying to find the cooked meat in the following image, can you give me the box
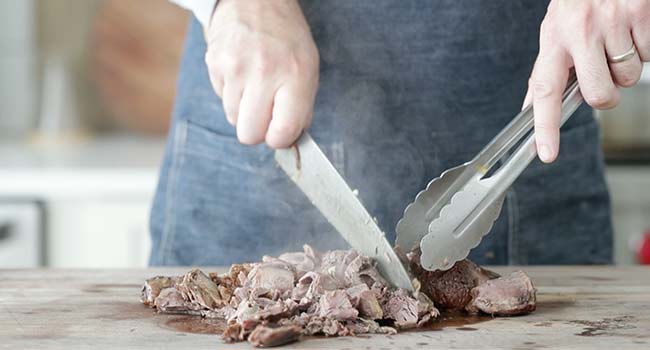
[222,323,245,343]
[248,261,296,292]
[141,276,179,306]
[142,244,535,346]
[408,250,500,310]
[176,269,231,309]
[346,284,383,319]
[248,325,302,348]
[319,290,359,321]
[153,287,199,314]
[383,289,440,329]
[466,271,537,316]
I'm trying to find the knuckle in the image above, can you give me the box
[534,119,559,133]
[204,51,212,66]
[286,54,307,77]
[266,136,289,149]
[206,52,225,78]
[531,78,556,100]
[616,70,640,87]
[224,103,238,120]
[584,90,618,109]
[627,0,650,20]
[237,132,263,146]
[271,119,301,139]
[566,4,594,44]
[251,50,276,76]
[539,19,555,43]
[219,51,244,77]
[601,1,621,23]
[288,50,319,78]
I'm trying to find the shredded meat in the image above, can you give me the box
[142,245,536,347]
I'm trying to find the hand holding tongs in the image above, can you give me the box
[396,73,583,271]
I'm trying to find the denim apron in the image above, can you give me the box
[150,1,613,267]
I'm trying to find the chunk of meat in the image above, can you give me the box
[248,262,296,293]
[277,251,317,278]
[222,323,245,343]
[346,318,397,335]
[248,325,302,348]
[153,287,199,314]
[383,291,419,329]
[141,276,179,306]
[303,317,352,336]
[229,263,254,283]
[292,271,339,300]
[254,299,300,322]
[319,290,359,321]
[346,284,383,319]
[382,289,439,329]
[176,269,230,309]
[466,271,536,316]
[409,251,499,310]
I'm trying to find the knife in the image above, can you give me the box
[275,133,414,291]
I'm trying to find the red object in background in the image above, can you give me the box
[638,231,650,265]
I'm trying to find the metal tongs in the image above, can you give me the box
[396,73,584,272]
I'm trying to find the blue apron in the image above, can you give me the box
[150,1,613,266]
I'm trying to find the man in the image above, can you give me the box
[151,0,648,267]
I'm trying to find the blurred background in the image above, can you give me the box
[0,0,649,268]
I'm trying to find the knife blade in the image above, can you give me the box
[275,133,414,291]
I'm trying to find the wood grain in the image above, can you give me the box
[1,266,649,349]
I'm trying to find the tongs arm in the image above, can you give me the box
[397,73,583,255]
[474,72,580,175]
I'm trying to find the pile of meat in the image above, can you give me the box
[141,245,536,347]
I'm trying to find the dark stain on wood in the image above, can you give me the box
[82,283,141,293]
[535,299,576,315]
[570,316,636,337]
[575,276,617,282]
[162,315,227,334]
[424,312,492,331]
[155,310,494,338]
[92,301,153,321]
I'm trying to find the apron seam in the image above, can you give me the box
[158,120,188,264]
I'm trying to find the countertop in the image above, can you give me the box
[1,266,649,349]
[0,134,164,199]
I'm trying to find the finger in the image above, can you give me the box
[205,51,224,97]
[570,40,620,110]
[521,58,536,110]
[266,84,313,149]
[221,80,243,126]
[605,26,643,87]
[530,49,570,163]
[521,86,533,111]
[630,2,650,61]
[236,82,274,145]
[209,73,224,98]
[632,28,650,62]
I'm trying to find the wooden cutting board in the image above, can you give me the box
[1,266,649,349]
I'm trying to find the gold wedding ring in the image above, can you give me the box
[608,44,637,64]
